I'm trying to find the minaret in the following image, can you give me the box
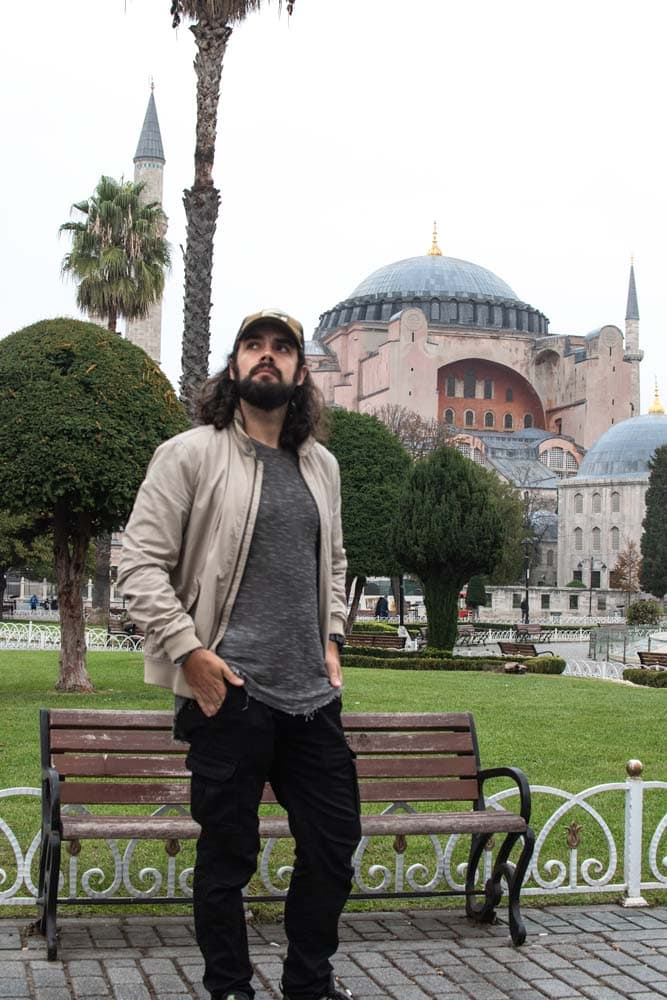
[623,259,643,416]
[125,85,166,364]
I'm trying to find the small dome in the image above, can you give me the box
[350,254,519,301]
[577,413,667,479]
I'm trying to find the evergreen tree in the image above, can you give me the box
[390,447,505,649]
[640,444,667,598]
[0,319,189,691]
[326,409,411,629]
[465,575,487,616]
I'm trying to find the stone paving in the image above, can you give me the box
[3,905,667,999]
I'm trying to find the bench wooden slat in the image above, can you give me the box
[60,808,526,843]
[60,782,191,805]
[346,732,475,755]
[52,755,190,778]
[356,778,480,802]
[50,731,185,753]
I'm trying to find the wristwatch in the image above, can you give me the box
[328,633,346,652]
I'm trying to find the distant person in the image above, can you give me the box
[29,594,38,612]
[50,597,58,612]
[520,598,528,624]
[375,595,389,620]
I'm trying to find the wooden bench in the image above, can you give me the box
[456,625,487,646]
[107,615,144,649]
[36,708,534,959]
[498,642,554,658]
[345,633,406,650]
[638,651,667,669]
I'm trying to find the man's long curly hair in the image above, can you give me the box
[197,350,329,450]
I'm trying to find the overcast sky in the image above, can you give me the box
[2,0,665,414]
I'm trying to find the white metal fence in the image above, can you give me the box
[0,621,141,652]
[2,764,665,908]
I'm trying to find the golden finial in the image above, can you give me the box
[427,220,442,256]
[648,378,665,415]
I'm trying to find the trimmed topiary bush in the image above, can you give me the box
[626,599,663,625]
[623,668,667,687]
[341,653,566,674]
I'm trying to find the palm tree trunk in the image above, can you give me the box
[180,16,231,419]
[53,509,93,693]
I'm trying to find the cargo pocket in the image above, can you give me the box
[189,762,239,830]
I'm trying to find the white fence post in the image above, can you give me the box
[623,759,648,907]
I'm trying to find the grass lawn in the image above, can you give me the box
[1,651,666,915]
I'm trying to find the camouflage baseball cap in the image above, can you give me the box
[234,309,304,351]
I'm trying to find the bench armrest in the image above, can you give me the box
[41,766,61,834]
[478,766,531,824]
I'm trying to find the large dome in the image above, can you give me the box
[577,414,667,479]
[350,254,519,301]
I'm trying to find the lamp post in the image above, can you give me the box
[579,557,607,618]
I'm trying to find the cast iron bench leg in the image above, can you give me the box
[465,832,498,924]
[39,830,61,961]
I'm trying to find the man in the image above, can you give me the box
[118,310,360,1000]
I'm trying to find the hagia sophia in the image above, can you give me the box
[125,93,666,617]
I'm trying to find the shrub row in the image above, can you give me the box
[622,668,667,688]
[341,653,565,674]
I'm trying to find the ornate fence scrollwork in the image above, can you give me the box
[2,771,667,907]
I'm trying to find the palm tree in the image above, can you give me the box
[60,175,170,620]
[171,0,295,418]
[60,175,170,332]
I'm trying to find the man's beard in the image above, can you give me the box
[235,363,299,411]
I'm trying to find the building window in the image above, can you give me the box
[484,411,494,428]
[464,370,476,398]
[592,527,601,551]
[573,568,583,582]
[474,447,485,464]
[597,595,607,611]
[610,526,620,551]
[546,550,554,567]
[541,594,550,610]
[574,527,583,551]
[574,492,583,514]
[504,413,513,429]
[512,593,522,608]
[506,387,514,402]
[446,375,456,396]
[592,492,601,514]
[591,569,602,588]
[444,408,455,425]
[569,594,579,610]
[524,414,533,428]
[465,409,474,427]
[565,452,579,475]
[484,378,493,399]
[611,491,620,513]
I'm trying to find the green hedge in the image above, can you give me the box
[351,622,419,637]
[341,653,565,674]
[623,668,667,688]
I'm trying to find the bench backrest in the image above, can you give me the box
[41,708,483,810]
[499,642,538,657]
[638,651,667,668]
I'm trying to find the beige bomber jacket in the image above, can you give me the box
[117,416,348,699]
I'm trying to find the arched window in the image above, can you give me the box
[484,378,493,399]
[548,447,564,471]
[592,492,601,514]
[506,387,514,402]
[446,375,456,396]
[504,413,513,429]
[464,370,476,399]
[574,492,583,514]
[523,414,533,429]
[611,491,621,513]
[484,411,494,428]
[444,408,455,425]
[565,452,579,474]
[574,527,583,551]
[592,526,601,551]
[464,409,474,427]
[610,526,620,551]
[546,550,554,567]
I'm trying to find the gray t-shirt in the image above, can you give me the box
[212,439,337,715]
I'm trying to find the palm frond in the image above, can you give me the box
[171,0,293,28]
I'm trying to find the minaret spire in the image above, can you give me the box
[427,221,442,256]
[125,87,166,365]
[648,379,665,415]
[623,257,643,417]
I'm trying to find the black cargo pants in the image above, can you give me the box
[178,688,361,1000]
